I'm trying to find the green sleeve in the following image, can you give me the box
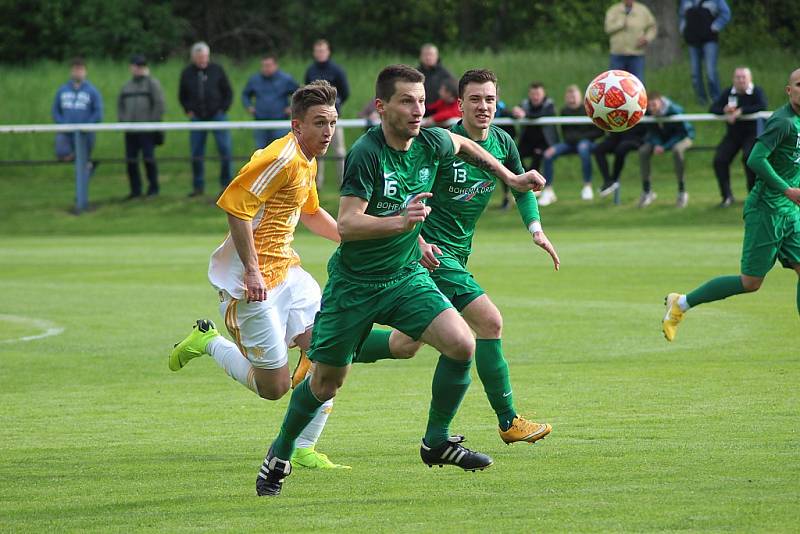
[425,126,455,159]
[340,143,378,200]
[512,190,540,226]
[747,141,790,192]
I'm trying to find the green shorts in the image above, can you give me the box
[428,249,485,312]
[740,208,800,277]
[308,263,453,367]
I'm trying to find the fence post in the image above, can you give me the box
[74,131,89,213]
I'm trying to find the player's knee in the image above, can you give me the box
[256,379,290,401]
[741,276,763,292]
[391,337,422,359]
[474,313,503,339]
[449,334,475,361]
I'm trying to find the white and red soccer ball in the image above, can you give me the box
[584,70,647,132]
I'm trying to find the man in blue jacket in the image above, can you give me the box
[52,57,103,166]
[679,0,731,105]
[638,92,695,208]
[304,39,350,186]
[242,54,299,149]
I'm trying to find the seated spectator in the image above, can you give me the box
[638,92,695,208]
[509,82,557,207]
[118,54,165,199]
[52,57,103,173]
[594,123,647,197]
[242,53,299,149]
[422,77,460,127]
[709,66,767,207]
[417,43,452,115]
[540,84,604,205]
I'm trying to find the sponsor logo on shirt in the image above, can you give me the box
[377,193,416,215]
[449,180,495,201]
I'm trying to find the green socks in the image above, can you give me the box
[352,329,394,364]
[686,275,746,308]
[424,355,472,448]
[475,339,516,431]
[271,378,324,460]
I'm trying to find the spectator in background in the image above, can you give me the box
[417,43,452,113]
[594,123,647,197]
[679,0,731,105]
[510,82,557,208]
[604,0,657,84]
[540,84,604,206]
[710,66,768,207]
[118,54,165,199]
[52,57,103,172]
[242,53,299,149]
[179,41,233,197]
[495,90,517,210]
[421,77,460,127]
[638,92,695,208]
[305,39,349,187]
[357,99,379,132]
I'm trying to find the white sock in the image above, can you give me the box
[295,398,333,449]
[677,294,690,312]
[207,336,257,394]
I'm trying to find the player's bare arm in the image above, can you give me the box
[227,213,267,302]
[300,207,341,243]
[337,193,432,242]
[448,131,545,192]
[418,234,442,271]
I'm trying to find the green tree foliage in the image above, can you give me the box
[0,0,796,63]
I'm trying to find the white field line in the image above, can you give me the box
[0,315,65,344]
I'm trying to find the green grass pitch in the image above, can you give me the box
[1,220,798,531]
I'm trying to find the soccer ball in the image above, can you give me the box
[584,70,647,132]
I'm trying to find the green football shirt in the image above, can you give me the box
[336,125,454,277]
[421,122,540,256]
[746,103,800,216]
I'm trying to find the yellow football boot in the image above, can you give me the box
[291,349,312,388]
[498,416,552,444]
[291,446,351,469]
[662,293,685,342]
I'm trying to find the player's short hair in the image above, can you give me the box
[458,69,497,98]
[529,81,545,90]
[376,65,425,102]
[291,80,337,120]
[70,57,86,68]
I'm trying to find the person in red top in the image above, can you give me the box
[422,77,461,127]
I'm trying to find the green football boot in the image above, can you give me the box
[169,319,219,371]
[291,446,351,469]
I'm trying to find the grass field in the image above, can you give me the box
[1,166,799,531]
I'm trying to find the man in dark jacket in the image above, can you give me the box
[679,0,731,105]
[304,39,349,186]
[541,84,605,205]
[179,41,233,196]
[242,53,299,149]
[52,57,103,165]
[417,43,452,112]
[118,54,165,199]
[710,66,768,206]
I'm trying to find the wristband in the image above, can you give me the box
[528,221,542,234]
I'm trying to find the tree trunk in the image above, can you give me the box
[641,0,681,68]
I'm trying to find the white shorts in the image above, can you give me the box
[218,266,321,370]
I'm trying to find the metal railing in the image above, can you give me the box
[0,113,771,213]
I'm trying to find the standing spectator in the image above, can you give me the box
[679,0,732,105]
[179,41,233,197]
[421,77,460,127]
[510,82,558,207]
[495,91,517,209]
[118,54,165,199]
[417,43,452,112]
[52,57,103,172]
[357,99,379,132]
[594,123,647,197]
[304,39,349,187]
[242,53,299,149]
[638,92,695,208]
[604,0,657,84]
[541,85,605,205]
[710,66,768,207]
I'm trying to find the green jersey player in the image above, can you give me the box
[256,65,546,496]
[663,68,800,340]
[355,69,560,444]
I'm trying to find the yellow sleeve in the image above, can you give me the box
[217,146,293,220]
[301,177,320,215]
